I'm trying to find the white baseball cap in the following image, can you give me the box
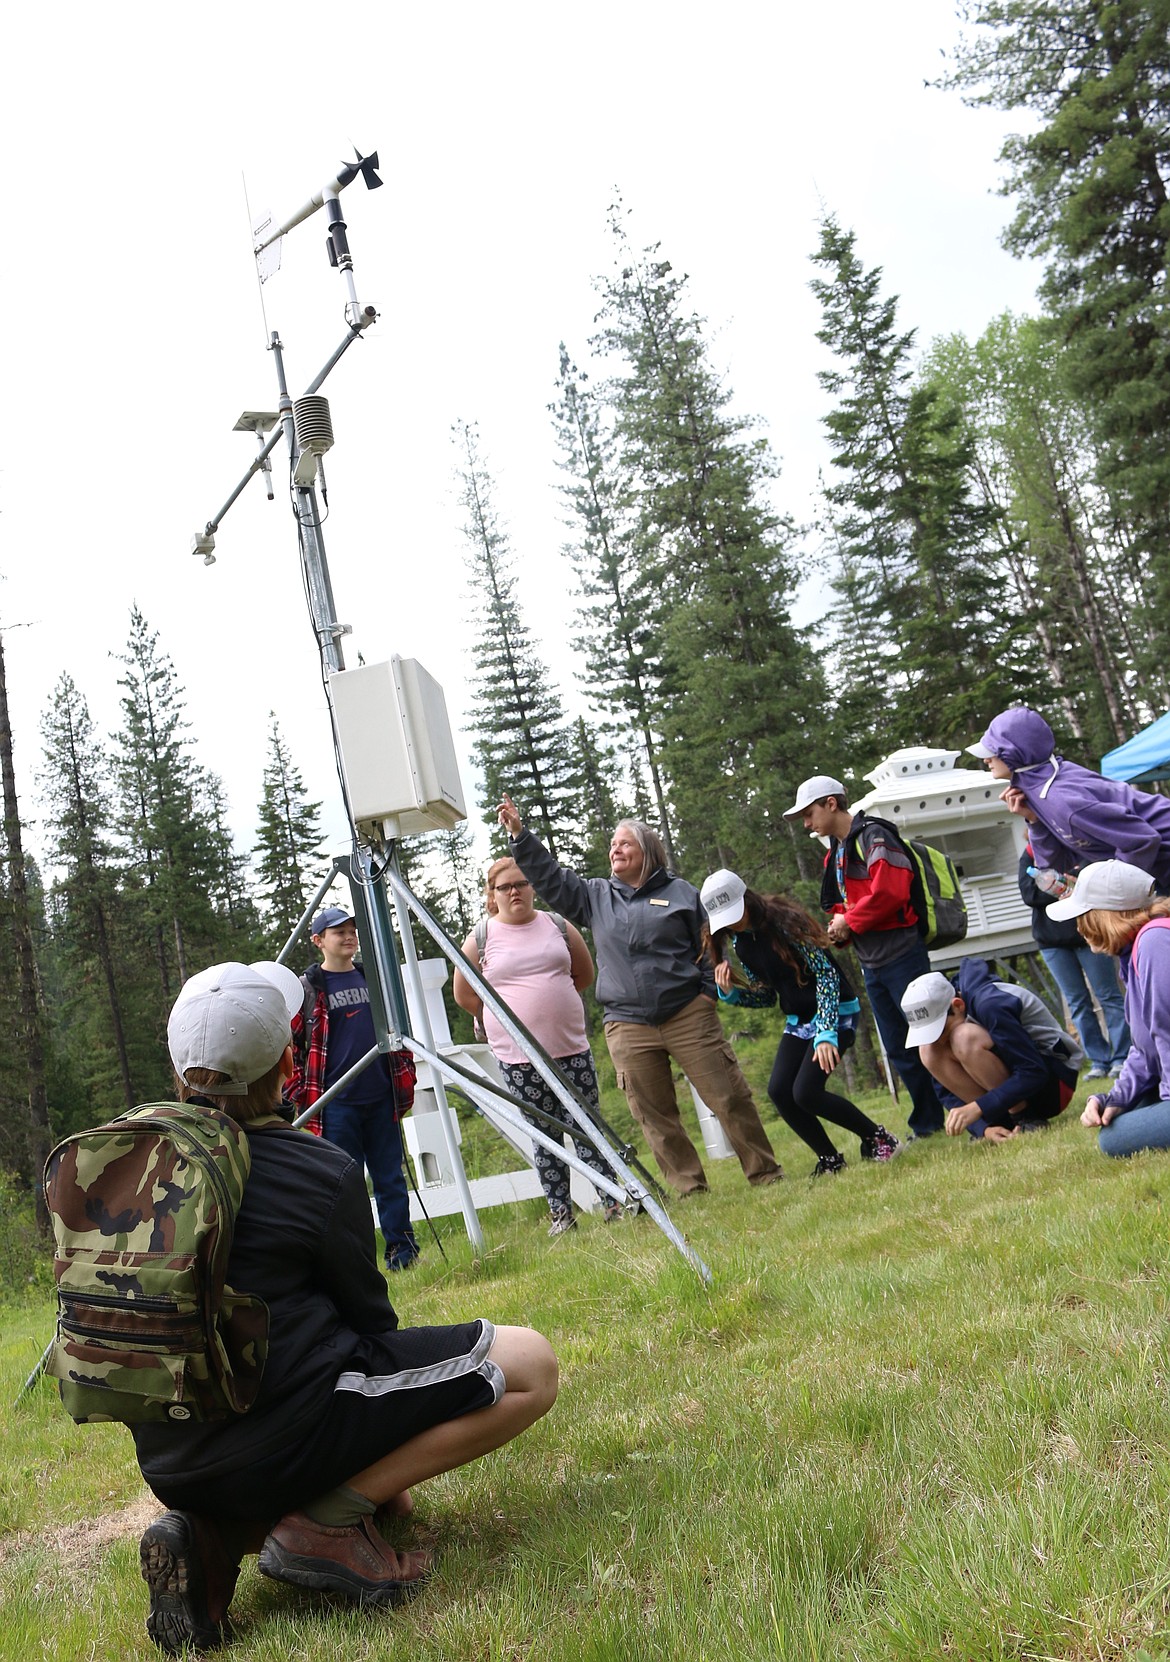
[168,961,304,1094]
[900,972,958,1047]
[782,775,847,818]
[700,869,748,933]
[1046,860,1156,921]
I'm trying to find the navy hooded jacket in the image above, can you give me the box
[946,958,1080,1129]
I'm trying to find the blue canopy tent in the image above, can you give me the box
[1101,711,1170,783]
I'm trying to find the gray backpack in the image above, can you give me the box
[994,981,1085,1072]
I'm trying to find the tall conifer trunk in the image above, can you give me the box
[0,624,51,1218]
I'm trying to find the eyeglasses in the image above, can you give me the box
[492,880,531,893]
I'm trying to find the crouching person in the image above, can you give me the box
[900,961,1081,1143]
[135,962,558,1653]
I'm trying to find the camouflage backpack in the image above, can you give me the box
[43,1101,269,1425]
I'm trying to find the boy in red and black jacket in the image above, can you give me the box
[785,775,945,1139]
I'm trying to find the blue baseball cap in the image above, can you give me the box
[311,906,356,936]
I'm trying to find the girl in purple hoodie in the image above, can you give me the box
[1047,860,1170,1157]
[968,706,1170,892]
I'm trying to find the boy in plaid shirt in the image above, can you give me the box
[285,907,420,1270]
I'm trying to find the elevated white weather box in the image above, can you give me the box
[330,656,467,838]
[852,747,1034,964]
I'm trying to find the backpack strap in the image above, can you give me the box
[1131,915,1170,971]
[858,811,908,854]
[475,912,567,958]
[292,975,315,1067]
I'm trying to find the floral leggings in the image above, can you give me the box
[499,1050,614,1215]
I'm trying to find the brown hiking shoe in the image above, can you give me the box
[140,1511,239,1654]
[258,1512,433,1607]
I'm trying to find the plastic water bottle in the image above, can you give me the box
[1027,866,1071,899]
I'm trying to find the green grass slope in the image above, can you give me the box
[7,1059,1170,1660]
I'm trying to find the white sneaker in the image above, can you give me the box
[1085,1065,1110,1080]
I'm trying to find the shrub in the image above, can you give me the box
[0,1168,52,1301]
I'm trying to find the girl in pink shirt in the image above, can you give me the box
[454,857,622,1235]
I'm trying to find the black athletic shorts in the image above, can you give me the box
[148,1319,503,1520]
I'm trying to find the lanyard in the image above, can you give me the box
[834,839,848,905]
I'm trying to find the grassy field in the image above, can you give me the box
[6,1031,1170,1661]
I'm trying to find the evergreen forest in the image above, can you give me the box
[2,0,1169,1210]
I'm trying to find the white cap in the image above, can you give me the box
[900,972,958,1047]
[965,738,995,759]
[783,775,847,818]
[1046,860,1156,922]
[700,869,748,933]
[167,961,304,1094]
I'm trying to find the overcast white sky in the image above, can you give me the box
[1,0,1042,876]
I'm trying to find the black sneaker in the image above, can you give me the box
[140,1511,237,1654]
[859,1125,901,1161]
[811,1151,846,1178]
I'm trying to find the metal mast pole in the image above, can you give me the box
[265,338,484,1251]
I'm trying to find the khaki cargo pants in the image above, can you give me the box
[605,995,781,1194]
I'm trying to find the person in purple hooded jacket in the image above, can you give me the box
[967,706,1170,893]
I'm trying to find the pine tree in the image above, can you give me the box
[253,715,326,952]
[202,772,265,958]
[0,622,50,1207]
[923,313,1143,751]
[454,421,579,858]
[567,717,621,874]
[592,210,830,880]
[39,674,138,1115]
[944,1,1170,648]
[114,607,224,997]
[416,822,481,947]
[550,346,675,860]
[810,217,1023,755]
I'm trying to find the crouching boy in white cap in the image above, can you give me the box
[899,962,1081,1142]
[135,961,558,1653]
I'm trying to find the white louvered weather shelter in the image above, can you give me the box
[852,746,1035,967]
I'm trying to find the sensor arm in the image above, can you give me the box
[190,322,368,561]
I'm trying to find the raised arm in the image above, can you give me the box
[498,796,596,927]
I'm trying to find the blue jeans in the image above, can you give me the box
[1098,1096,1170,1158]
[861,944,946,1137]
[1040,944,1129,1069]
[321,1094,417,1264]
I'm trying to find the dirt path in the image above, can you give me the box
[0,1493,162,1569]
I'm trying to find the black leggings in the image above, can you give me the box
[767,1032,881,1160]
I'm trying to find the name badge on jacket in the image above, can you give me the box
[649,897,669,906]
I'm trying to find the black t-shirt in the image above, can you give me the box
[133,1124,397,1486]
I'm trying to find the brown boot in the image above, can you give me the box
[140,1511,240,1654]
[258,1512,433,1607]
